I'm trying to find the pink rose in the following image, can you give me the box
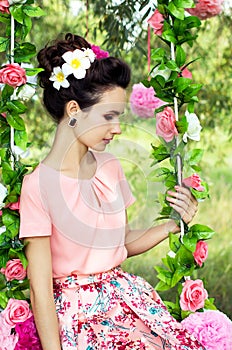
[130,83,165,118]
[1,258,27,281]
[180,279,208,312]
[186,0,223,20]
[193,241,208,267]
[180,67,192,79]
[147,9,164,35]
[6,199,20,211]
[2,298,32,326]
[0,0,10,14]
[90,44,109,59]
[182,173,205,191]
[0,63,27,88]
[156,106,178,142]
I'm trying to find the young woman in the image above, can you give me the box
[19,33,204,350]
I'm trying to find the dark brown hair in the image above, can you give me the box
[37,33,131,122]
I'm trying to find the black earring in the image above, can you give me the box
[68,116,78,128]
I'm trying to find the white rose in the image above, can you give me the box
[167,250,176,258]
[9,0,27,5]
[0,184,8,209]
[12,145,30,159]
[0,226,6,235]
[183,111,202,142]
[151,66,171,81]
[17,84,36,101]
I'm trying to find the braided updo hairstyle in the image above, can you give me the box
[37,33,131,123]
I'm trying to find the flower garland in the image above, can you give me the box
[0,0,44,348]
[141,0,232,348]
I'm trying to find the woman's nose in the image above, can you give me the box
[111,122,121,135]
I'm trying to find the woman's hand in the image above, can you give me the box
[166,185,198,225]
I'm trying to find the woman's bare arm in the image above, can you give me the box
[125,186,198,257]
[25,236,62,350]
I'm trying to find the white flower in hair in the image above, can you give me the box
[83,48,96,63]
[62,49,93,79]
[49,67,70,90]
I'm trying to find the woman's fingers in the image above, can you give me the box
[166,186,198,224]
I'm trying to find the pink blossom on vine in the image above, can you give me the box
[147,9,164,35]
[0,258,27,281]
[130,83,165,118]
[0,0,10,14]
[193,241,208,267]
[186,0,224,20]
[182,173,205,191]
[2,299,32,327]
[180,279,208,312]
[0,63,27,88]
[180,67,192,79]
[182,310,232,350]
[156,106,178,142]
[6,199,20,211]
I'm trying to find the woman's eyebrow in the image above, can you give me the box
[106,110,123,115]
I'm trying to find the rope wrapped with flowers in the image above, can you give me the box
[131,0,232,349]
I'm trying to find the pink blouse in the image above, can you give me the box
[19,151,135,278]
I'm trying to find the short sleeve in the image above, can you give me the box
[117,159,136,209]
[19,168,52,238]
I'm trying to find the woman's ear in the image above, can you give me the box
[65,100,80,117]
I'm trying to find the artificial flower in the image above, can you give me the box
[180,67,192,79]
[9,0,27,4]
[182,173,205,192]
[83,48,96,63]
[6,199,20,210]
[180,279,208,312]
[62,49,93,80]
[17,84,36,101]
[182,310,232,350]
[156,106,178,142]
[90,44,109,59]
[130,83,165,118]
[0,183,8,209]
[147,9,164,35]
[2,298,32,327]
[193,241,208,267]
[49,66,70,90]
[15,316,42,350]
[12,145,30,158]
[183,111,202,142]
[1,258,27,281]
[151,66,171,81]
[0,63,27,88]
[0,226,6,235]
[186,0,224,20]
[0,0,10,13]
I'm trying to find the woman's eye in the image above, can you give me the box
[104,115,114,121]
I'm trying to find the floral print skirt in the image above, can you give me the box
[53,266,205,350]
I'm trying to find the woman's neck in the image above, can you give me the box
[42,121,88,178]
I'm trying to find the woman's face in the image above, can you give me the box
[75,86,126,151]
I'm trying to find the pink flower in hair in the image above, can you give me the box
[90,44,109,59]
